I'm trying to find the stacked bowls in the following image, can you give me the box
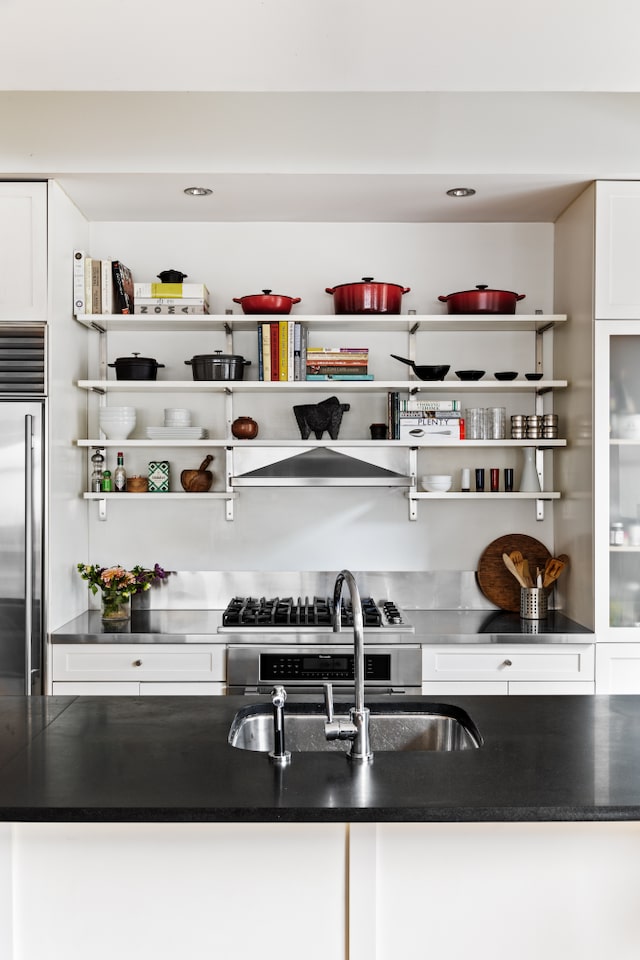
[99,406,136,440]
[164,407,192,427]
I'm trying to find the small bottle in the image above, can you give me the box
[101,469,113,492]
[114,451,127,492]
[610,521,625,546]
[90,448,104,492]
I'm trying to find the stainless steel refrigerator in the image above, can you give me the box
[0,324,45,695]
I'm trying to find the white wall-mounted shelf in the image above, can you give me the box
[76,438,567,449]
[77,378,568,394]
[75,313,567,334]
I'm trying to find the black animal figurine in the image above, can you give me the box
[293,395,350,440]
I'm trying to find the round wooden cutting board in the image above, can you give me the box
[476,534,552,613]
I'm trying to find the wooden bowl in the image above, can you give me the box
[126,476,148,493]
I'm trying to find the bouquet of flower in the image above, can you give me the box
[77,563,170,618]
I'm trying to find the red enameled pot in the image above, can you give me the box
[325,277,411,315]
[232,290,301,315]
[438,284,526,315]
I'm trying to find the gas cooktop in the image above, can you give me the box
[219,596,411,631]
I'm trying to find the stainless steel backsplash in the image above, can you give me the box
[133,570,495,611]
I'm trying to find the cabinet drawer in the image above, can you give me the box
[422,644,595,683]
[140,682,226,695]
[52,644,226,682]
[52,681,140,695]
[421,681,508,695]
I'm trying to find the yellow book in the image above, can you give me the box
[279,320,288,381]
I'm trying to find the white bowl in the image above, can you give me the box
[100,424,136,440]
[420,474,452,492]
[100,406,135,416]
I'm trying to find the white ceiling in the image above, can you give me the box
[1,91,639,222]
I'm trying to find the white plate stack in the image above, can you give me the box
[145,408,207,439]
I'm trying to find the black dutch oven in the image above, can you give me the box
[185,351,251,381]
[108,352,165,380]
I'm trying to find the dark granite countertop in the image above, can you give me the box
[0,693,635,823]
[50,608,593,644]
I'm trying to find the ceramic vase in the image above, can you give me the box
[519,447,541,493]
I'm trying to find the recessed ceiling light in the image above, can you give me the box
[184,186,212,197]
[446,187,476,198]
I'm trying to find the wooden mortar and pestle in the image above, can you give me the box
[180,455,215,492]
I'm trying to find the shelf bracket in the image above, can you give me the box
[225,446,235,521]
[408,448,418,520]
[97,498,107,521]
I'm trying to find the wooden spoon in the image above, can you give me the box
[543,556,566,588]
[503,552,528,588]
[510,550,533,588]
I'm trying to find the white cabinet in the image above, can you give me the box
[596,644,640,693]
[75,312,567,521]
[51,643,226,695]
[422,643,595,695]
[0,182,47,320]
[595,181,640,319]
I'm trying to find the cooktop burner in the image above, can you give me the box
[221,596,406,629]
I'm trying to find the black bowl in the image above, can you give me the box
[455,369,485,381]
[494,371,518,381]
[414,364,450,381]
[524,372,544,381]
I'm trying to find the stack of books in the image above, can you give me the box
[388,394,464,440]
[73,251,134,315]
[257,320,307,381]
[306,347,372,381]
[132,282,209,315]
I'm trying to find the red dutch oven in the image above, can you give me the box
[438,284,526,315]
[325,277,411,314]
[233,289,301,315]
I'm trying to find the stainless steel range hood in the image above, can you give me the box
[232,447,412,487]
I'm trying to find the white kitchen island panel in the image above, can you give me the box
[10,823,347,960]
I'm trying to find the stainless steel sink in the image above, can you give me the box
[228,701,482,753]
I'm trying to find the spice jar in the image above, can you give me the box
[610,522,625,546]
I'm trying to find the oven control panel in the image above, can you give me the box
[259,652,391,683]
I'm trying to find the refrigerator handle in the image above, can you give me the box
[24,414,33,696]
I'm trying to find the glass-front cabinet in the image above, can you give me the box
[595,322,640,644]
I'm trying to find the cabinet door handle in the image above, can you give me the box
[132,659,143,667]
[502,659,513,667]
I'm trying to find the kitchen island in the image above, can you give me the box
[1,693,638,960]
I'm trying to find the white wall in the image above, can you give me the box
[1,1,639,92]
[78,219,558,581]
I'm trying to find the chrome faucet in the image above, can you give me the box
[269,685,291,765]
[323,569,373,762]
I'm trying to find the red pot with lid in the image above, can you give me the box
[232,290,301,315]
[438,284,526,315]
[325,277,411,314]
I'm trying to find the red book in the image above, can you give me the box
[270,322,279,381]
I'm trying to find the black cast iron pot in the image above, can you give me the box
[108,353,165,380]
[185,351,251,381]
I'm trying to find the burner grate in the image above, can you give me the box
[221,595,384,628]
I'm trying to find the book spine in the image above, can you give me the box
[287,320,295,382]
[101,259,113,314]
[293,322,302,380]
[91,260,101,314]
[135,304,210,315]
[278,320,288,382]
[257,324,264,381]
[134,297,209,307]
[133,283,208,299]
[112,261,133,314]
[262,323,272,381]
[300,325,308,376]
[270,322,279,381]
[73,250,86,315]
[399,399,460,412]
[306,374,374,381]
[84,257,93,315]
[306,365,369,376]
[397,410,462,419]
